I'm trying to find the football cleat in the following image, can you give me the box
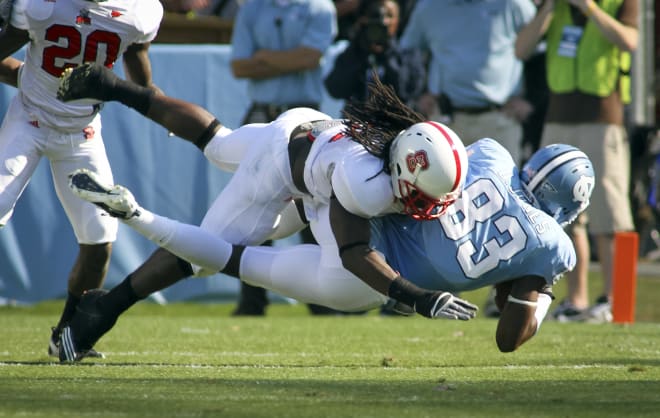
[68,169,140,219]
[59,289,116,362]
[57,62,117,102]
[49,326,105,359]
[582,296,613,324]
[551,299,585,323]
[48,327,60,357]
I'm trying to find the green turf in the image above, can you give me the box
[1,273,659,418]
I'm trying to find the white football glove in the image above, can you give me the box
[427,292,478,320]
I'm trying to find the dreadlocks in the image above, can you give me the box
[342,75,425,171]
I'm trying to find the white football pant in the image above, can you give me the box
[0,95,117,243]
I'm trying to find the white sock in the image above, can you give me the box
[125,209,233,272]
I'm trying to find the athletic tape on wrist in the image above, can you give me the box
[507,294,538,307]
[534,293,552,334]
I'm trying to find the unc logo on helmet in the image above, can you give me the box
[521,144,595,226]
[389,121,467,220]
[573,175,594,203]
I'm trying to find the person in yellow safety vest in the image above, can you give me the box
[545,0,632,103]
[515,0,638,323]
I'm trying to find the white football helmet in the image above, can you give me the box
[389,121,467,220]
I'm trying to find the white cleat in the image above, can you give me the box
[68,168,140,219]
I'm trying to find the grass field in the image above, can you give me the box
[1,272,659,418]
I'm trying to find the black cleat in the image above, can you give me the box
[57,62,118,102]
[49,326,105,359]
[59,289,116,362]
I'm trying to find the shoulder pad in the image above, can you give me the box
[133,0,163,39]
[331,155,395,218]
[13,0,54,24]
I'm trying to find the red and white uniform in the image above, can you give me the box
[0,0,162,244]
[200,107,400,248]
[134,108,396,311]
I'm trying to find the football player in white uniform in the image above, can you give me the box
[0,0,163,358]
[55,65,477,361]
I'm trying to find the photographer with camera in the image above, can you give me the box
[324,0,425,110]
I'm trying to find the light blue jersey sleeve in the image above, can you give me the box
[371,139,576,292]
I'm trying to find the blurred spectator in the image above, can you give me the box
[334,0,362,41]
[195,0,243,18]
[516,0,639,323]
[229,0,336,316]
[520,42,549,163]
[629,126,660,259]
[324,0,425,111]
[399,0,537,165]
[396,0,417,38]
[520,1,550,163]
[161,0,211,13]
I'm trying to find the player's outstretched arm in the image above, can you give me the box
[495,276,553,352]
[58,63,220,151]
[328,198,477,320]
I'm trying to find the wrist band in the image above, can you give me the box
[388,276,423,309]
[193,118,221,151]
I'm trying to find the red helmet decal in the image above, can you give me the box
[76,10,92,25]
[425,121,462,192]
[406,150,429,173]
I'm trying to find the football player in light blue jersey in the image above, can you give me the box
[371,138,595,352]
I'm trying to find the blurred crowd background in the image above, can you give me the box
[0,1,658,321]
